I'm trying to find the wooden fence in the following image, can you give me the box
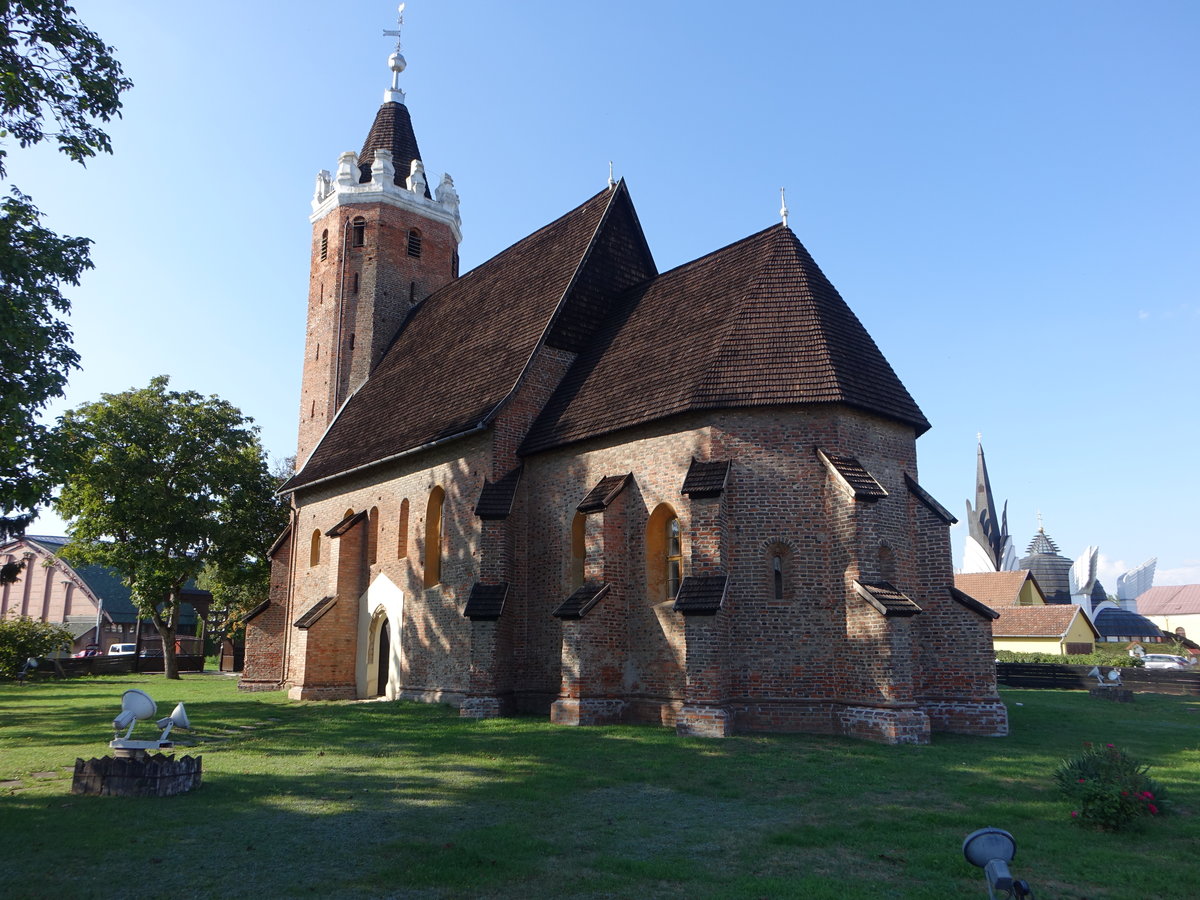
[997,662,1200,697]
[40,655,206,678]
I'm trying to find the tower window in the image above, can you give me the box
[309,530,321,567]
[407,229,422,258]
[773,555,784,600]
[398,498,409,559]
[319,229,328,261]
[351,216,366,248]
[351,272,359,294]
[349,333,355,351]
[452,251,459,278]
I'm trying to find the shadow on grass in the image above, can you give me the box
[1,680,1198,898]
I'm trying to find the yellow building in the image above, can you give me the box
[954,571,1099,655]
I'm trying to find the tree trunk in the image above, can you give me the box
[151,593,181,680]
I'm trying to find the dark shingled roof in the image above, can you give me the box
[1093,607,1164,640]
[288,184,653,491]
[673,574,728,615]
[681,459,731,498]
[295,595,337,629]
[854,580,922,617]
[905,473,957,524]
[577,473,632,513]
[553,582,610,619]
[818,450,888,501]
[474,467,523,520]
[522,223,928,454]
[357,101,430,196]
[1019,527,1073,604]
[462,582,509,620]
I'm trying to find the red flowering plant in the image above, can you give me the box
[1055,742,1168,830]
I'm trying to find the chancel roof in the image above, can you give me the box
[1137,585,1200,616]
[522,223,928,453]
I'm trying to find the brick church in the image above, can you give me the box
[241,33,1007,745]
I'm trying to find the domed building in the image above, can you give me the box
[1018,527,1073,604]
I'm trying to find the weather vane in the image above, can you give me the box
[383,3,406,53]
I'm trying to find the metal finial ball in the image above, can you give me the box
[389,52,407,73]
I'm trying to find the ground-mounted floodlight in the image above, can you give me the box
[109,689,190,756]
[962,828,1034,898]
[1087,666,1122,687]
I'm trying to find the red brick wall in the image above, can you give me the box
[297,204,457,468]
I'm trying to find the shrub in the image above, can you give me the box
[0,615,73,677]
[1055,743,1167,830]
[995,648,1144,667]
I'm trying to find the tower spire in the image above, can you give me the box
[383,3,407,104]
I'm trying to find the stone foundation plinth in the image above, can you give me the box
[676,705,731,738]
[72,754,202,797]
[1089,687,1134,703]
[550,697,627,726]
[922,698,1010,736]
[460,695,512,719]
[839,706,930,745]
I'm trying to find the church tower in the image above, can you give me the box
[297,20,462,467]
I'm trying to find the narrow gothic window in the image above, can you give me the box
[351,272,359,294]
[309,530,321,567]
[646,504,682,602]
[315,343,320,360]
[351,216,366,247]
[452,251,459,278]
[310,399,315,417]
[407,229,422,258]
[349,333,355,351]
[424,486,445,587]
[570,512,586,589]
[667,517,682,599]
[367,506,380,566]
[398,498,409,559]
[773,555,784,600]
[320,229,328,261]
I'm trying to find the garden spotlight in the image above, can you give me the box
[962,828,1034,898]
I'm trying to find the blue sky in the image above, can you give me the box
[13,1,1199,585]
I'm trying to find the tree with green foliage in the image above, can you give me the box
[0,613,71,677]
[54,377,279,679]
[0,1,132,566]
[199,455,292,648]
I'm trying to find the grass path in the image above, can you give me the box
[1,674,1197,898]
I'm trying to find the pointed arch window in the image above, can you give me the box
[398,498,409,559]
[772,555,784,600]
[766,542,793,601]
[367,506,380,566]
[309,530,321,567]
[646,504,682,602]
[424,486,445,587]
[407,229,422,258]
[570,512,586,590]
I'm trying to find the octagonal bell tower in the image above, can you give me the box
[297,27,462,468]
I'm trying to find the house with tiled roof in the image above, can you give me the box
[954,571,1048,609]
[0,536,205,653]
[241,27,1007,745]
[954,571,1097,655]
[988,604,1100,656]
[1137,585,1200,641]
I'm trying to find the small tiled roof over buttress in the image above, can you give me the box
[522,223,928,453]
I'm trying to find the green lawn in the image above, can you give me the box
[1,675,1196,899]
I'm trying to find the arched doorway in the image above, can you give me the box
[376,616,390,697]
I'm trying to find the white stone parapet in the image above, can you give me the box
[311,150,462,244]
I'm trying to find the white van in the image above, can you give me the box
[107,643,136,656]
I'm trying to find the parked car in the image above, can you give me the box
[1141,654,1190,671]
[107,643,136,656]
[139,648,164,658]
[72,644,101,658]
